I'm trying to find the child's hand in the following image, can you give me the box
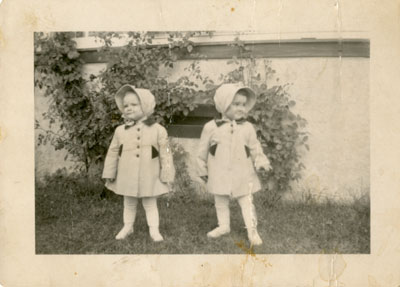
[159,175,173,192]
[256,163,272,172]
[160,178,173,184]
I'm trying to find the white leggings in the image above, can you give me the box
[214,194,257,230]
[123,196,159,228]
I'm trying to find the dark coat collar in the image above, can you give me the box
[142,116,157,126]
[124,116,157,129]
[214,117,247,127]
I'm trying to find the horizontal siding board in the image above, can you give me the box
[79,39,370,63]
[168,105,216,138]
[187,104,218,117]
[80,50,108,64]
[341,41,370,57]
[172,117,213,125]
[177,40,370,59]
[168,125,204,138]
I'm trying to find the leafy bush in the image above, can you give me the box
[35,32,308,200]
[168,141,205,205]
[251,83,308,196]
[35,32,90,169]
[35,32,212,172]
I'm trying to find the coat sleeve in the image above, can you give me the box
[247,123,271,170]
[196,122,213,177]
[102,127,120,179]
[158,125,175,183]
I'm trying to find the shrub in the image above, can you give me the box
[35,32,212,172]
[168,141,212,205]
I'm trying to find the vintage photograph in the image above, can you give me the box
[34,31,370,254]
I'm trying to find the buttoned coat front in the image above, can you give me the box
[197,119,270,198]
[102,121,174,197]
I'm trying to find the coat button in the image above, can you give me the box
[137,128,140,131]
[137,137,140,140]
[136,154,139,158]
[137,145,140,149]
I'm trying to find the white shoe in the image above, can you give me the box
[150,227,164,242]
[115,225,134,240]
[248,229,263,246]
[207,226,230,238]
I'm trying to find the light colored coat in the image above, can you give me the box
[197,119,270,198]
[102,121,175,197]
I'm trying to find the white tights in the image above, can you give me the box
[123,196,159,228]
[214,194,258,231]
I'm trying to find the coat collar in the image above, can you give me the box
[142,116,157,126]
[124,116,157,129]
[214,117,247,127]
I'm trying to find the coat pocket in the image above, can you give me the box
[209,144,218,156]
[244,145,250,158]
[152,146,159,159]
[119,144,123,157]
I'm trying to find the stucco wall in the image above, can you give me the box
[35,57,369,200]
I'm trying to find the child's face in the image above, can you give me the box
[225,92,247,120]
[123,92,144,120]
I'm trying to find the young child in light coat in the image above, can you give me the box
[102,85,175,241]
[197,83,271,246]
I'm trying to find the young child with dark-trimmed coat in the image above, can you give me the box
[102,85,174,241]
[197,83,271,246]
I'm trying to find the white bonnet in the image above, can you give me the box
[115,84,156,117]
[214,83,256,114]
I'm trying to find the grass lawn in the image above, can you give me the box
[35,172,370,254]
